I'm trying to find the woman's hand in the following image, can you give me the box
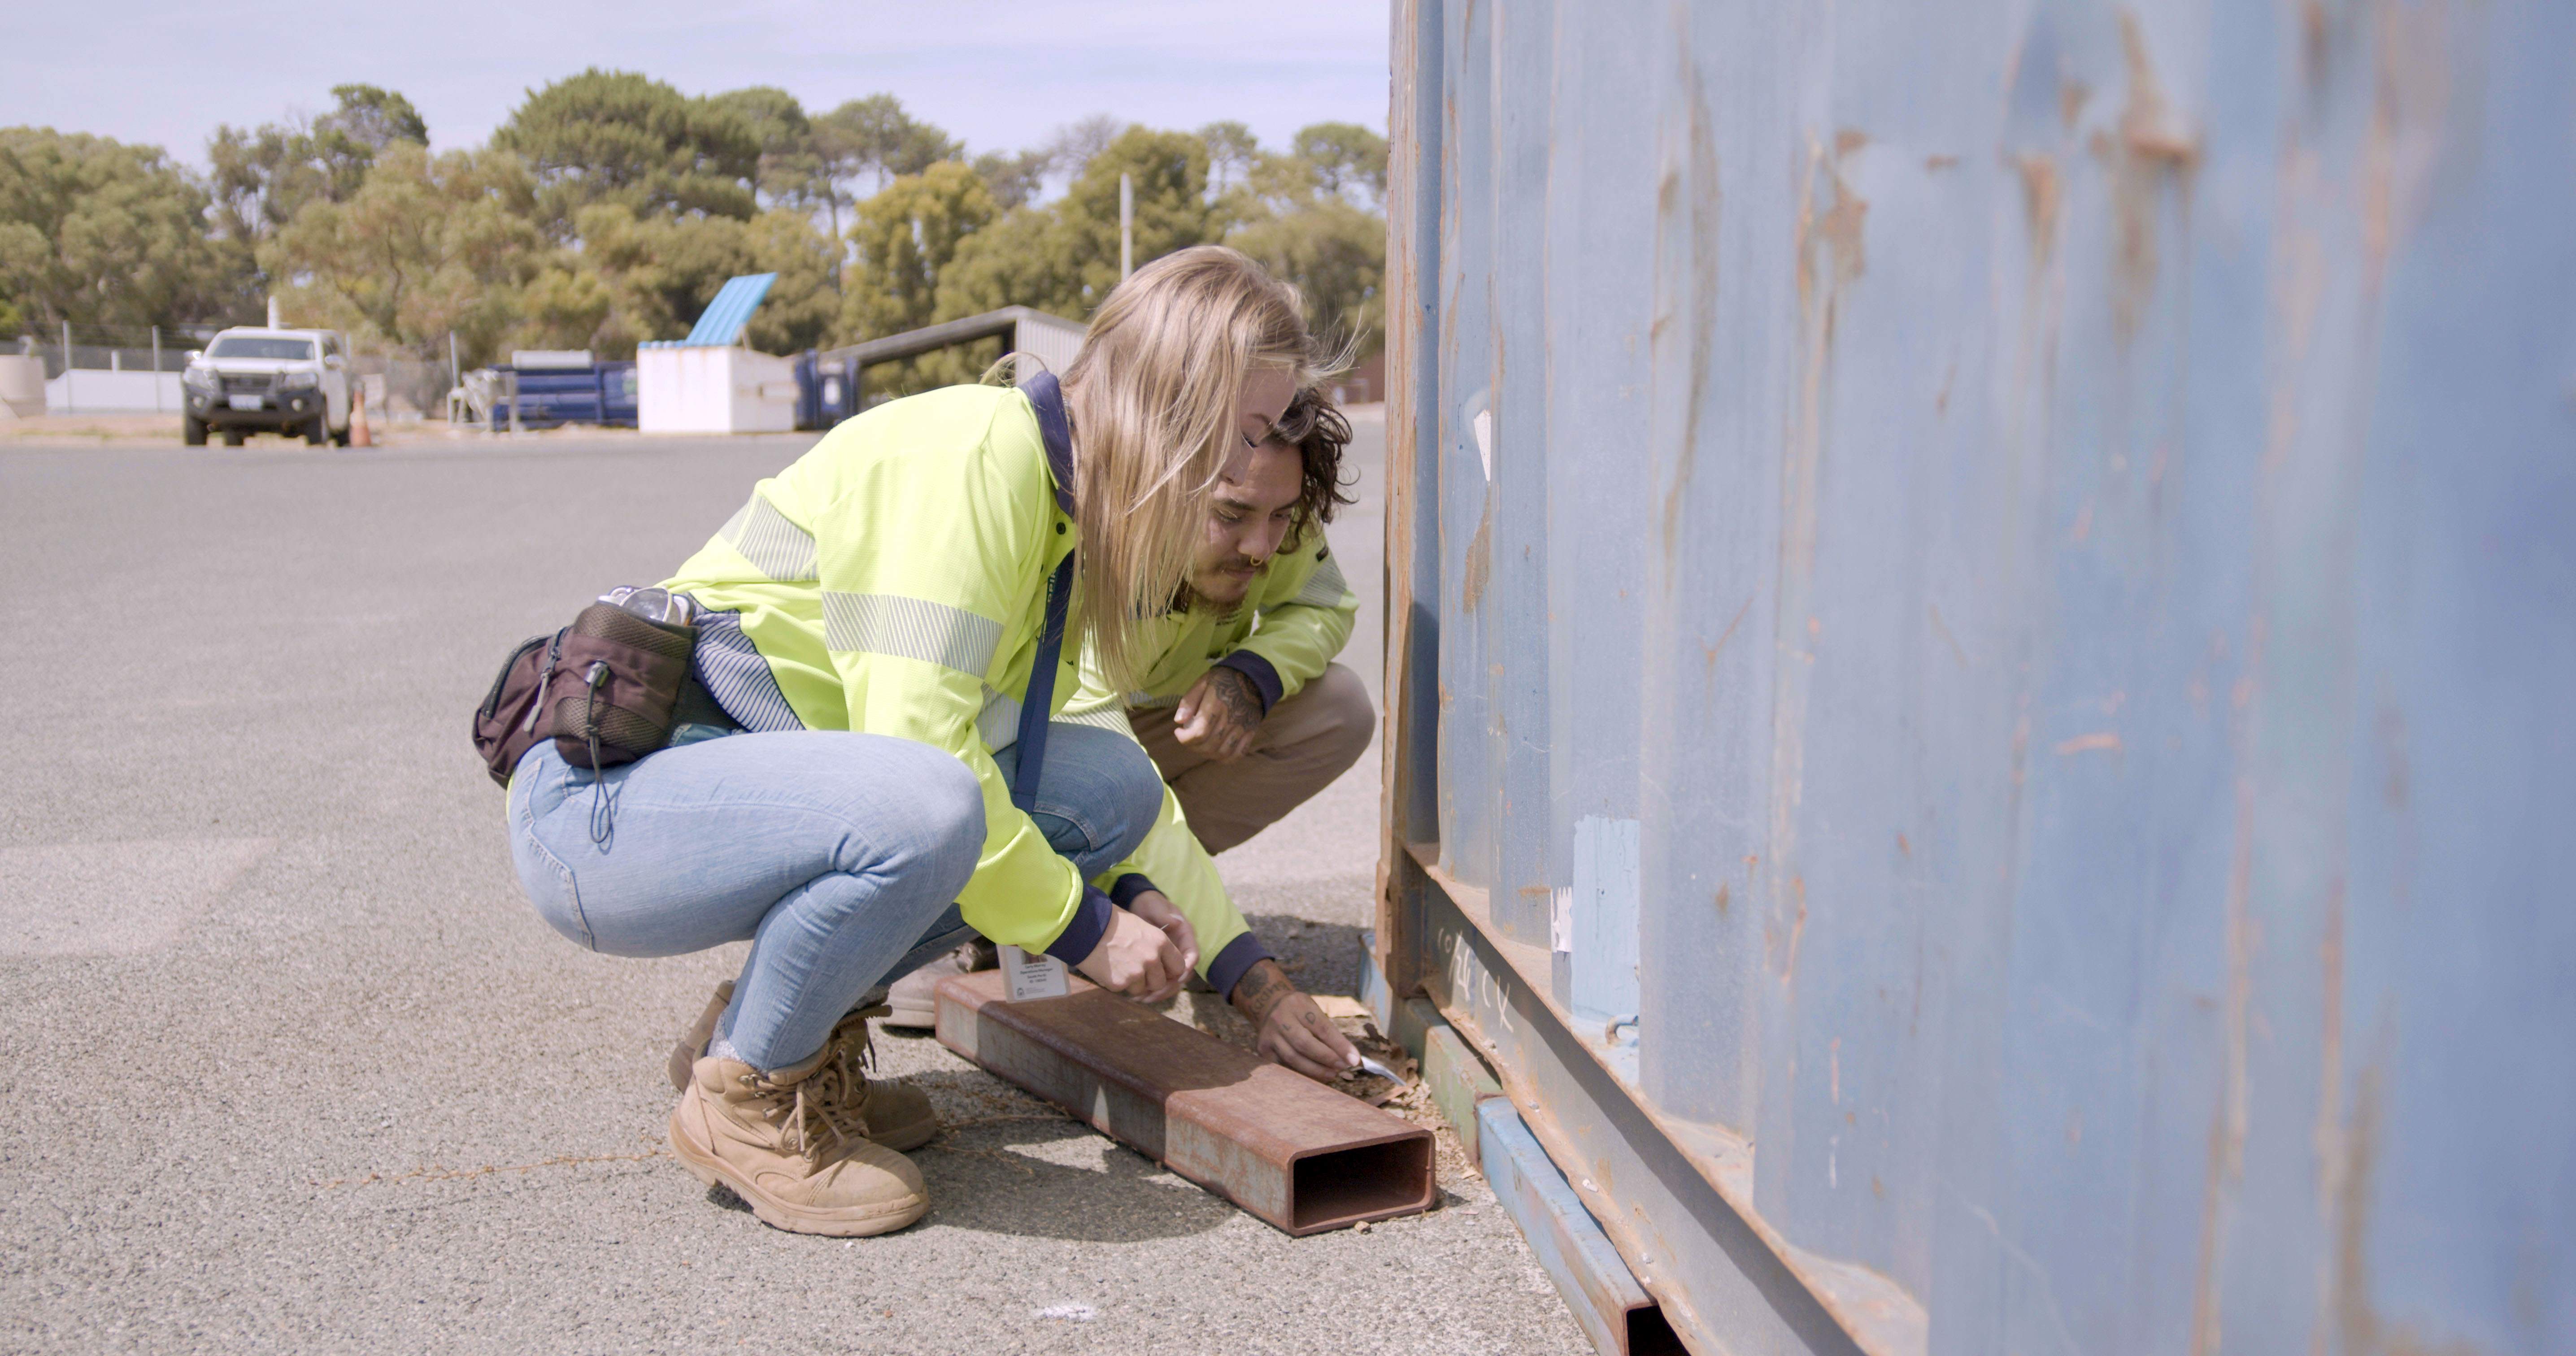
[1227,957,1360,1082]
[1074,906,1188,999]
[1120,890,1198,1003]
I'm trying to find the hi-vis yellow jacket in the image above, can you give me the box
[661,382,1240,966]
[1055,526,1358,993]
[1065,529,1357,719]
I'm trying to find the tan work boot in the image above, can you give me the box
[821,1005,937,1151]
[883,940,997,1030]
[668,1038,930,1237]
[667,981,936,1151]
[667,982,735,1093]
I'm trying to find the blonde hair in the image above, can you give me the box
[1062,246,1330,691]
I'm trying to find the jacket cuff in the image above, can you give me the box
[1212,650,1282,715]
[1107,873,1159,908]
[1043,886,1116,965]
[1207,931,1274,1000]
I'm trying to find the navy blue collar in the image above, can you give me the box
[1022,371,1077,517]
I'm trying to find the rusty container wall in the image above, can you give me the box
[1377,1,2576,1354]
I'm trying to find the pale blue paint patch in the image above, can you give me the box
[1569,815,1642,1032]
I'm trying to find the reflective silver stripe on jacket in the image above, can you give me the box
[1284,551,1348,609]
[1058,704,1136,738]
[976,686,1022,751]
[822,592,1002,675]
[718,493,818,582]
[690,609,805,733]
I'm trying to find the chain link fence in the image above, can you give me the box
[2,324,461,418]
[4,324,214,378]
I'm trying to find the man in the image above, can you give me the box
[885,389,1374,1040]
[1080,385,1373,855]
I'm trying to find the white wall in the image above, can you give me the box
[0,355,42,417]
[46,369,183,414]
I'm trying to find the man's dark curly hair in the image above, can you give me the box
[1271,386,1357,543]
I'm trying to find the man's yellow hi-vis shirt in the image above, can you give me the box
[661,382,1229,964]
[1056,526,1359,992]
[1067,530,1358,717]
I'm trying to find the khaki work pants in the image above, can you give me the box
[1126,662,1377,855]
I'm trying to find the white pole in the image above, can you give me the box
[1119,172,1133,280]
[152,326,163,412]
[267,295,281,329]
[61,319,72,415]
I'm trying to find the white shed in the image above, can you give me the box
[636,346,799,435]
[635,274,801,435]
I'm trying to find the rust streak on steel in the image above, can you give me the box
[934,972,1436,1235]
[1375,0,1439,1008]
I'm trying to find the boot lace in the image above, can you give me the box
[837,1004,891,1074]
[743,1006,891,1160]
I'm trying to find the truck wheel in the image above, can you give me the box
[183,416,207,447]
[222,429,245,447]
[305,413,328,446]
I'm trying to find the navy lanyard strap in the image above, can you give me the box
[1010,553,1073,815]
[1010,372,1077,815]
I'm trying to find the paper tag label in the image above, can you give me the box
[1000,944,1069,1002]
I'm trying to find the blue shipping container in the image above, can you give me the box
[489,362,637,430]
[1374,2,2576,1354]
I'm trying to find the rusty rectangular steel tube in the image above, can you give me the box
[933,972,1436,1235]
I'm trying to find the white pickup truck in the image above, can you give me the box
[179,327,354,446]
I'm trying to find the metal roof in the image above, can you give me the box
[669,274,776,348]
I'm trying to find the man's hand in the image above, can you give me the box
[1074,907,1187,1000]
[1120,889,1198,1003]
[1171,665,1264,761]
[1228,957,1359,1082]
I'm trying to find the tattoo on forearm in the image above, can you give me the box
[1231,958,1289,1024]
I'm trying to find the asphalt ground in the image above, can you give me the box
[0,413,1588,1355]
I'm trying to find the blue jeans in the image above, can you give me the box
[508,724,1162,1071]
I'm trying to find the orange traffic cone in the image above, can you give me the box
[349,381,373,448]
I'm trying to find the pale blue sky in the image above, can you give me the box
[3,1,1391,167]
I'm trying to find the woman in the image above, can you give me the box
[504,247,1354,1238]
